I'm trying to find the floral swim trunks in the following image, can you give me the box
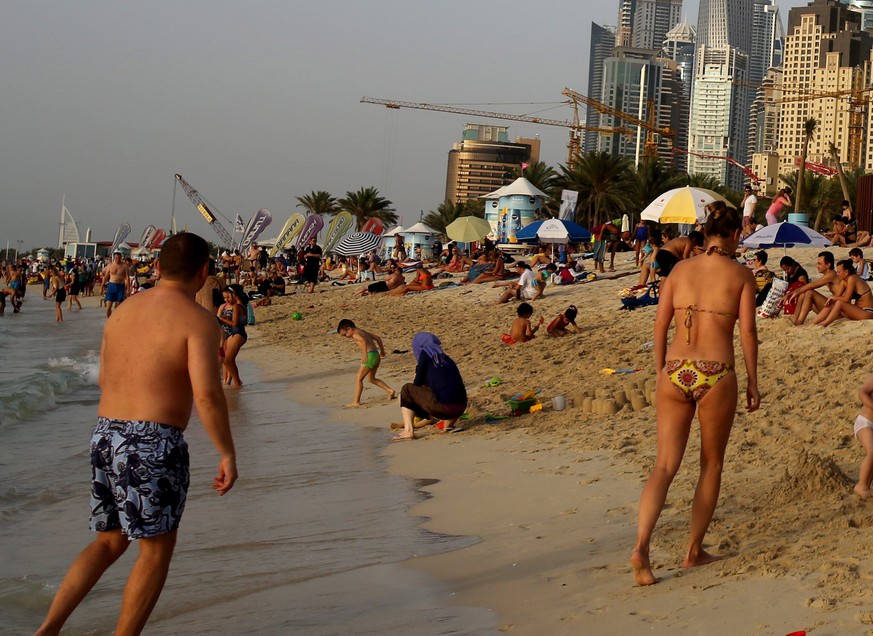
[89,417,190,539]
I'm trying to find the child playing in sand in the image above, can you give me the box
[853,374,873,498]
[546,305,580,336]
[337,319,397,407]
[501,302,543,344]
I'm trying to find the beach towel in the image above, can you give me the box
[619,282,659,310]
[758,278,789,318]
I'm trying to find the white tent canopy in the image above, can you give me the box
[481,177,547,199]
[402,222,437,234]
[382,225,405,237]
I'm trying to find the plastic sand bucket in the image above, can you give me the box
[552,395,566,410]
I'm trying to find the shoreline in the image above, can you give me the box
[245,245,873,634]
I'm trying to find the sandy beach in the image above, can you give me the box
[247,245,873,635]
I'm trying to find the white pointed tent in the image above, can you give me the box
[482,177,548,243]
[481,177,547,199]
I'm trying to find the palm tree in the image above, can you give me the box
[781,171,842,229]
[336,187,398,229]
[556,152,635,228]
[796,117,817,221]
[295,190,339,216]
[423,199,484,237]
[630,159,687,220]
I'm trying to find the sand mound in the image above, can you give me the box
[768,450,853,506]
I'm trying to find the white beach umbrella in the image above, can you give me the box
[640,186,733,224]
[740,222,832,249]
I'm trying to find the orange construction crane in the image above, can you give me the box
[360,96,632,164]
[561,87,674,160]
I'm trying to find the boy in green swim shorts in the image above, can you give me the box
[337,318,397,407]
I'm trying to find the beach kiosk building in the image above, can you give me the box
[397,222,438,260]
[482,177,547,244]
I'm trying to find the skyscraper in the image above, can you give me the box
[632,0,683,50]
[688,0,755,189]
[777,0,871,175]
[750,0,784,86]
[662,20,696,171]
[585,23,618,154]
[444,124,532,204]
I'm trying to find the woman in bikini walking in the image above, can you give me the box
[631,201,760,586]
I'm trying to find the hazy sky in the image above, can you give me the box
[2,0,807,249]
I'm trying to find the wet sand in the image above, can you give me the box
[249,246,873,635]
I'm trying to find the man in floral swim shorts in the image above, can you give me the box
[36,233,238,636]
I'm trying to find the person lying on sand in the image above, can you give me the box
[357,260,405,296]
[386,267,434,296]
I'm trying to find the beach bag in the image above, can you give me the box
[781,281,804,315]
[247,303,256,326]
[758,278,789,318]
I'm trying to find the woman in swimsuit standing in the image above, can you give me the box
[631,202,760,586]
[217,288,247,388]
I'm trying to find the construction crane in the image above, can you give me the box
[174,174,235,247]
[360,96,632,164]
[561,87,674,161]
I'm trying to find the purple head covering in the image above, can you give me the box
[412,332,445,366]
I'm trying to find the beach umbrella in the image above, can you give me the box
[740,222,832,249]
[333,231,383,256]
[445,216,492,242]
[640,186,734,224]
[515,219,591,243]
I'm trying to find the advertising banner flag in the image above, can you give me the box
[323,211,355,253]
[239,209,273,252]
[559,190,579,221]
[149,229,166,249]
[111,223,132,252]
[294,214,325,249]
[269,213,306,256]
[139,225,156,248]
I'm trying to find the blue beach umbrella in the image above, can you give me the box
[740,222,832,249]
[515,219,591,243]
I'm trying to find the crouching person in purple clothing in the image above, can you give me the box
[393,332,467,441]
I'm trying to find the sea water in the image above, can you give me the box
[0,296,497,635]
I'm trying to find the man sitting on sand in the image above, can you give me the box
[495,262,542,304]
[812,259,873,326]
[784,251,841,325]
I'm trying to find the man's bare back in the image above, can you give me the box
[98,285,224,430]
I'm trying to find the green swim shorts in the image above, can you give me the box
[362,350,380,369]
